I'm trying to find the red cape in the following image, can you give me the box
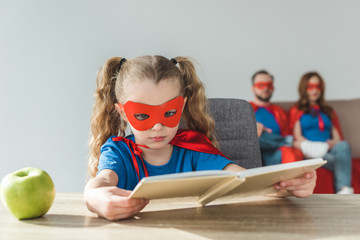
[112,129,229,181]
[169,129,229,159]
[250,102,289,136]
[288,105,344,139]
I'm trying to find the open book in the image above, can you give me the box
[129,158,326,205]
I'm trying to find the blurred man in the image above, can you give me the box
[250,70,302,165]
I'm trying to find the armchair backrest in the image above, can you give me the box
[208,98,262,169]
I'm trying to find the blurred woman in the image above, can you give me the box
[289,72,353,194]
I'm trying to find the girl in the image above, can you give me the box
[289,72,353,194]
[84,55,316,220]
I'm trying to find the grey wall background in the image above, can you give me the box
[1,0,359,192]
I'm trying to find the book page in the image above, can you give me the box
[129,174,236,199]
[237,158,325,178]
[223,158,326,199]
[135,170,236,182]
[198,177,245,206]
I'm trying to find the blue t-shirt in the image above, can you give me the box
[300,112,332,142]
[255,108,281,135]
[97,135,234,190]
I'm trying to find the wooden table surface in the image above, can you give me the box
[1,193,360,240]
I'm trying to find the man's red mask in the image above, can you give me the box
[307,83,321,91]
[254,81,274,90]
[119,96,184,131]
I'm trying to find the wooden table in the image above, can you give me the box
[1,193,360,240]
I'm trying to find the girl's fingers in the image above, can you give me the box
[102,198,149,221]
[287,189,313,198]
[114,200,149,219]
[277,171,316,188]
[279,181,314,191]
[110,195,148,209]
[109,188,148,208]
[279,178,311,188]
[274,171,317,198]
[110,187,132,197]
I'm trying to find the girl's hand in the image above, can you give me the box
[84,186,149,221]
[273,170,317,198]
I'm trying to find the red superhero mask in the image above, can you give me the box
[119,96,184,131]
[254,81,274,90]
[307,83,321,91]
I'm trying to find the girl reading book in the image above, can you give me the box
[84,55,316,220]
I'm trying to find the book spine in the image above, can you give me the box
[198,177,246,206]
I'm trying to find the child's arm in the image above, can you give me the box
[223,163,316,198]
[84,169,149,221]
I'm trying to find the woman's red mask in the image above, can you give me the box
[119,96,184,131]
[307,83,322,91]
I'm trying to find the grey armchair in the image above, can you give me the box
[208,98,262,169]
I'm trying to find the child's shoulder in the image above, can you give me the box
[101,135,135,152]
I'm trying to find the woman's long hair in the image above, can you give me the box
[296,71,333,117]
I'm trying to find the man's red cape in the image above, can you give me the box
[250,102,303,163]
[288,105,344,140]
[250,102,289,136]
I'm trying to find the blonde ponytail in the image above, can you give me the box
[174,57,219,148]
[88,57,127,177]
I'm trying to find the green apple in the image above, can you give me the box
[0,167,55,220]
